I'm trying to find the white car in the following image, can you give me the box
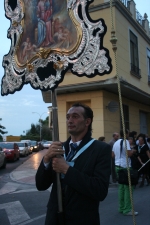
[21,140,32,153]
[43,141,52,149]
[0,146,6,168]
[16,142,30,156]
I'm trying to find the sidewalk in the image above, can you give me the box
[10,150,47,185]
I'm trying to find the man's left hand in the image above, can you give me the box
[52,157,69,174]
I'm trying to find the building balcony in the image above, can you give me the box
[120,0,130,8]
[119,0,150,37]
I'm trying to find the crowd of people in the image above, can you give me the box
[98,130,150,216]
[98,131,150,187]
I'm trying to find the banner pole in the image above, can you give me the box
[51,89,64,221]
[138,159,150,172]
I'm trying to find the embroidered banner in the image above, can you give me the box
[1,0,112,95]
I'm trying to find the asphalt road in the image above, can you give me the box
[0,152,48,225]
[0,153,34,176]
[100,184,150,225]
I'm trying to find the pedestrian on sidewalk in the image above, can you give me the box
[108,132,119,183]
[112,129,138,216]
[35,102,111,225]
[135,134,150,187]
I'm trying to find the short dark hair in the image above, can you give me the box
[98,136,105,141]
[112,132,119,137]
[129,131,137,138]
[128,137,133,140]
[138,134,147,144]
[120,129,129,138]
[136,133,146,141]
[71,102,93,132]
[131,131,137,135]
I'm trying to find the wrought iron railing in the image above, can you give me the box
[120,0,144,26]
[130,63,141,77]
[120,0,130,8]
[136,10,144,26]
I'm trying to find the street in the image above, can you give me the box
[0,153,34,176]
[0,150,150,225]
[100,184,150,225]
[0,151,49,225]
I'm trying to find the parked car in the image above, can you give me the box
[43,141,52,149]
[30,141,39,152]
[16,142,30,156]
[38,140,48,150]
[38,141,44,150]
[21,140,32,154]
[0,146,6,168]
[21,140,31,143]
[0,142,20,161]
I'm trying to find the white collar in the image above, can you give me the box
[138,144,145,148]
[69,140,82,146]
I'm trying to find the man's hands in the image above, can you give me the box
[43,141,69,174]
[52,157,69,174]
[43,141,64,163]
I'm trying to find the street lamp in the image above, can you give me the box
[32,112,47,141]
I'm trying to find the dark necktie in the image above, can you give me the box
[66,143,77,161]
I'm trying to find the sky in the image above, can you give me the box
[0,0,150,136]
[0,1,51,136]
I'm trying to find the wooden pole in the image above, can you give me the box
[51,89,64,222]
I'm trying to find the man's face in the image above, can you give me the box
[128,139,133,145]
[114,133,119,141]
[66,107,90,136]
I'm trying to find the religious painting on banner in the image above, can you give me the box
[1,0,112,96]
[17,0,78,64]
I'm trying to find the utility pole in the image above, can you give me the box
[32,112,47,141]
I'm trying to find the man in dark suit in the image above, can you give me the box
[36,103,111,225]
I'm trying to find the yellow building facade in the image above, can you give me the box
[43,0,150,141]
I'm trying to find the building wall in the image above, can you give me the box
[57,89,150,142]
[103,91,120,141]
[115,7,150,94]
[103,91,150,142]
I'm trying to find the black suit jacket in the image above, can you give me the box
[35,132,111,225]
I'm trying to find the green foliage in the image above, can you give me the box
[0,134,3,141]
[22,116,52,141]
[0,118,8,135]
[42,116,49,126]
[41,125,52,141]
[20,135,40,141]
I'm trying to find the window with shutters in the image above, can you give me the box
[130,30,141,78]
